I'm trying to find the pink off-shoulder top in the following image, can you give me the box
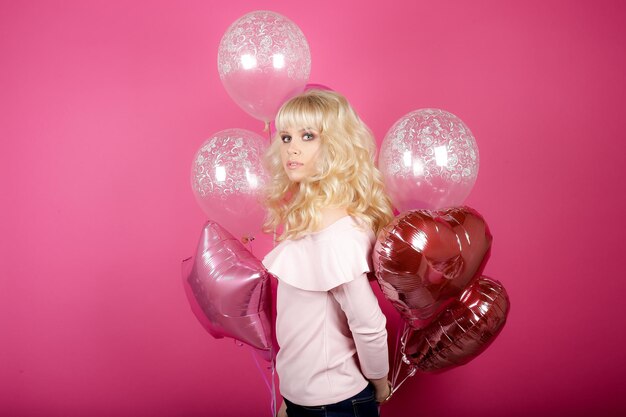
[262,216,389,406]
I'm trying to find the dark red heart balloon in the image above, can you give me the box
[372,206,492,329]
[403,277,510,372]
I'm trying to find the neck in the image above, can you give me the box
[317,206,349,231]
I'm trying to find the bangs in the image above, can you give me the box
[275,93,328,133]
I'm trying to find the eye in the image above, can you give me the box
[281,135,292,143]
[302,132,315,141]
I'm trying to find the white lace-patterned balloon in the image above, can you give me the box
[379,109,479,211]
[191,129,269,239]
[218,11,311,122]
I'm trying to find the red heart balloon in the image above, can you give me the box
[372,206,492,329]
[182,221,274,359]
[403,277,510,372]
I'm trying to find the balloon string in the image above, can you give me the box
[394,327,404,384]
[251,348,271,392]
[250,348,277,417]
[265,121,273,141]
[391,323,401,386]
[391,365,416,396]
[243,235,255,256]
[389,322,416,396]
[271,356,277,417]
[391,321,407,386]
[271,231,277,416]
[240,230,257,254]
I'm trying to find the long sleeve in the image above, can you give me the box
[264,216,388,405]
[331,273,389,379]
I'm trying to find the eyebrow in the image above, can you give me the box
[279,128,316,134]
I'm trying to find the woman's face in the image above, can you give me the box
[279,126,322,183]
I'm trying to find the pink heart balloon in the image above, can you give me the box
[403,277,510,372]
[182,221,274,359]
[372,207,492,329]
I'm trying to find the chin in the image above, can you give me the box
[287,175,304,183]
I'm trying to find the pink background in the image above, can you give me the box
[2,0,625,416]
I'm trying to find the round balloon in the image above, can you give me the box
[379,109,479,211]
[191,129,269,241]
[305,82,332,92]
[218,11,311,122]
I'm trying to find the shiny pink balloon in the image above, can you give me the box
[191,128,269,241]
[403,276,509,372]
[217,11,311,122]
[182,221,274,360]
[372,207,492,330]
[379,109,479,211]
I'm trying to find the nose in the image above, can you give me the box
[287,143,300,155]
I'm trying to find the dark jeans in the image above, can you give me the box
[284,383,379,417]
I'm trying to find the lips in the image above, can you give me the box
[287,161,303,169]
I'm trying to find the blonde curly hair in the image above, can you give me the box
[262,89,394,241]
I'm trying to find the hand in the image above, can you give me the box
[371,378,393,404]
[277,400,287,417]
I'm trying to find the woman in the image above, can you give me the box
[263,90,394,417]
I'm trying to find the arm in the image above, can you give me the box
[277,400,287,417]
[370,376,392,403]
[331,274,391,402]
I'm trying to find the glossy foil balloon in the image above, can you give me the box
[403,277,509,372]
[379,109,479,211]
[182,221,274,359]
[372,207,492,329]
[191,128,269,241]
[218,11,311,122]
